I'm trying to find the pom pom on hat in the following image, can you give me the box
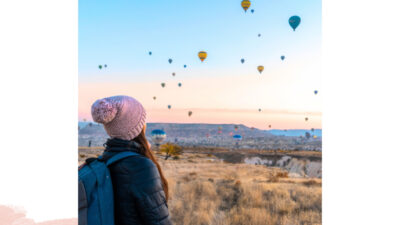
[91,99,118,124]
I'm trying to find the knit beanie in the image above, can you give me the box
[91,95,146,140]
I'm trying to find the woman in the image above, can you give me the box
[91,95,172,225]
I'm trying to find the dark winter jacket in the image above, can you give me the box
[102,138,172,225]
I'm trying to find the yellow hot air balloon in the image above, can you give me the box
[257,65,264,74]
[198,51,207,62]
[241,0,251,12]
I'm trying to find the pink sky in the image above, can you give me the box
[79,66,321,129]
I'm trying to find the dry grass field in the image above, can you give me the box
[79,147,321,225]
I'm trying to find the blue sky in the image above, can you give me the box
[79,0,321,128]
[79,0,321,81]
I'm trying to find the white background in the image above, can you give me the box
[1,0,400,224]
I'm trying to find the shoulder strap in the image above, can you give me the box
[106,151,140,166]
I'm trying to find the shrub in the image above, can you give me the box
[160,143,183,160]
[302,179,320,187]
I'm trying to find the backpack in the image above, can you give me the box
[78,151,140,225]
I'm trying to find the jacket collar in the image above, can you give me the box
[103,138,143,153]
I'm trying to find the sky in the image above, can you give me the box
[79,0,321,129]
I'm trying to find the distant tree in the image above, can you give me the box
[160,143,183,160]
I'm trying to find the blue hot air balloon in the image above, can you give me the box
[151,129,166,146]
[289,15,301,31]
[233,135,242,147]
[233,134,242,141]
[178,83,182,87]
[281,55,285,61]
[251,9,254,13]
[168,105,171,109]
[149,51,152,55]
[168,58,173,64]
[258,33,261,37]
[314,90,318,95]
[183,64,187,68]
[241,58,245,64]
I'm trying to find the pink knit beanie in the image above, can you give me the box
[91,95,146,140]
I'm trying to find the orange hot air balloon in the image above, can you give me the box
[198,51,207,62]
[257,65,264,74]
[241,0,251,12]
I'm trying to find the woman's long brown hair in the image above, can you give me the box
[133,129,169,201]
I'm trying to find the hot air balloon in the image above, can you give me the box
[314,90,318,95]
[258,108,261,112]
[98,65,102,69]
[233,134,242,147]
[198,51,207,62]
[251,9,254,13]
[188,111,192,117]
[172,72,175,76]
[183,64,187,68]
[305,117,309,121]
[218,126,222,134]
[258,33,261,37]
[241,0,251,12]
[281,55,285,61]
[149,51,152,55]
[153,96,156,100]
[289,15,301,31]
[168,58,173,64]
[257,65,264,74]
[313,135,317,139]
[311,128,315,132]
[268,125,271,128]
[83,118,87,122]
[233,134,242,140]
[104,64,107,68]
[241,58,245,64]
[151,129,166,147]
[168,105,171,109]
[178,83,182,87]
[305,132,311,139]
[161,83,165,88]
[234,125,239,131]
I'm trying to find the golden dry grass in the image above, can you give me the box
[160,154,321,225]
[78,148,321,225]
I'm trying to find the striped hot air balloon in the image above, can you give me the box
[257,65,264,74]
[198,51,207,62]
[151,129,166,147]
[241,0,251,12]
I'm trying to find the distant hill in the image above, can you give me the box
[269,129,322,137]
[79,122,322,151]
